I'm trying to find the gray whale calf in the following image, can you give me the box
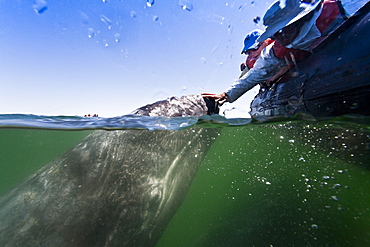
[0,95,219,246]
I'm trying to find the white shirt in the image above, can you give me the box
[225,8,322,103]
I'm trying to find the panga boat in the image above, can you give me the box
[249,1,370,118]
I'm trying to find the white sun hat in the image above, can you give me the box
[258,0,322,42]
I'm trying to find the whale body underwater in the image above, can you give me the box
[0,95,219,246]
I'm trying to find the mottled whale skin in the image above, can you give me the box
[0,95,219,246]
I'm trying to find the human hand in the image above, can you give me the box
[240,63,246,72]
[201,92,229,106]
[265,78,274,87]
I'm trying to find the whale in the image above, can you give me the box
[0,95,219,246]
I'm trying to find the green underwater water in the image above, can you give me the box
[0,129,92,195]
[0,120,369,246]
[156,121,370,246]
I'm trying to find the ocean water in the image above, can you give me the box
[0,114,369,246]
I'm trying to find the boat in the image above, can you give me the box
[249,1,370,118]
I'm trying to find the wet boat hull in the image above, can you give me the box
[250,2,370,118]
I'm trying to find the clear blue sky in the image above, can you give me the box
[0,0,283,117]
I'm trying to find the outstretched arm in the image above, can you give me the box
[225,44,284,102]
[201,92,229,106]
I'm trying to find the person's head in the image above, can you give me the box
[257,0,322,45]
[241,29,263,55]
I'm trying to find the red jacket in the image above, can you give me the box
[245,39,275,69]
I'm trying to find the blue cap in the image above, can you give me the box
[241,29,263,54]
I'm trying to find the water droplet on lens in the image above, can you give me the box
[179,0,193,11]
[228,24,234,34]
[80,12,89,25]
[200,57,207,64]
[114,33,121,42]
[147,0,155,7]
[33,0,48,14]
[253,16,261,24]
[211,14,225,24]
[130,11,137,18]
[87,28,95,38]
[100,14,113,29]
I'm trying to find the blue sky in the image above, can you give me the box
[1,0,280,117]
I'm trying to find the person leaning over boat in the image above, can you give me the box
[201,29,273,104]
[239,29,274,78]
[202,0,347,105]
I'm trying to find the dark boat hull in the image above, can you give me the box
[250,2,370,118]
